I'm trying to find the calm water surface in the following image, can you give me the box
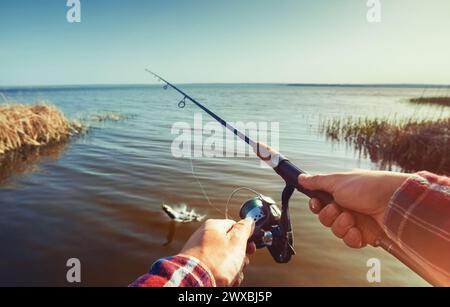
[0,84,448,286]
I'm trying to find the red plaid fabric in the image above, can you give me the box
[384,171,450,285]
[129,255,215,287]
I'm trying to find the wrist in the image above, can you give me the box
[177,253,217,287]
[179,251,232,287]
[375,173,412,226]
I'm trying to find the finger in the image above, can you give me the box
[353,213,384,246]
[204,219,236,233]
[243,256,250,267]
[343,227,363,248]
[309,198,323,214]
[232,272,244,287]
[246,242,257,255]
[299,173,341,193]
[331,212,355,238]
[318,203,341,227]
[229,218,255,243]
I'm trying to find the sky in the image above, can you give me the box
[0,0,449,86]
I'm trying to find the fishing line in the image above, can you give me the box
[225,187,264,219]
[187,138,258,220]
[189,157,262,221]
[188,154,229,218]
[153,71,244,220]
[153,73,220,216]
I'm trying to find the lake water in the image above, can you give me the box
[0,84,448,286]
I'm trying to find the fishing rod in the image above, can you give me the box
[146,70,438,285]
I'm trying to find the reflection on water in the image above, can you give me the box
[0,84,447,286]
[164,221,177,246]
[0,141,68,186]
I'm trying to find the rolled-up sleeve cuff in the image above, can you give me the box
[130,255,216,287]
[383,171,450,281]
[383,173,427,243]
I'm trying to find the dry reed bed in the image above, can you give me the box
[0,103,82,155]
[409,97,450,107]
[320,117,450,175]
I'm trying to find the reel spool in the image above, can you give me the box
[238,188,296,263]
[239,195,281,249]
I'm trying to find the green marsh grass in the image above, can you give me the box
[320,116,449,175]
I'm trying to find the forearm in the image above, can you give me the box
[130,255,216,287]
[383,171,450,285]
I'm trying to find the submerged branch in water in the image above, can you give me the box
[320,116,450,175]
[84,111,135,123]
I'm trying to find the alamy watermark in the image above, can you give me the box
[366,0,382,23]
[66,258,81,283]
[366,258,381,283]
[171,113,280,168]
[66,0,81,23]
[66,1,381,24]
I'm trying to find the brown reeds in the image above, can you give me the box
[0,103,82,155]
[320,117,450,175]
[410,97,450,107]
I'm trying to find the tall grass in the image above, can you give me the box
[320,116,449,175]
[0,103,82,155]
[410,97,450,107]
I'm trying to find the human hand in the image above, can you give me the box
[179,218,256,287]
[299,171,410,248]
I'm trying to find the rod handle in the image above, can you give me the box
[274,159,334,205]
[254,142,334,204]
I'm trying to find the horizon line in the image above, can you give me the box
[1,82,450,90]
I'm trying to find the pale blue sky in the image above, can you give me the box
[1,0,449,86]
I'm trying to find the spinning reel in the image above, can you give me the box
[238,186,296,263]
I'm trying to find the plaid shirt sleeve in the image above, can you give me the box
[384,171,450,284]
[129,255,216,287]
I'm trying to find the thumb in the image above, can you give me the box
[299,173,339,193]
[229,218,255,243]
